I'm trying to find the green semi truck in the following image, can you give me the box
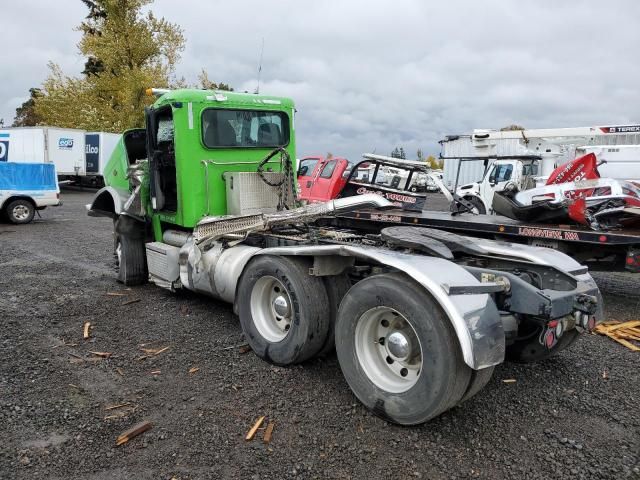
[88,88,601,425]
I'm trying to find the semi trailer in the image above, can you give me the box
[88,88,602,425]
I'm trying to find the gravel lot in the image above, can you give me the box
[1,190,638,480]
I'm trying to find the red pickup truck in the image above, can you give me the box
[298,154,429,211]
[297,156,352,202]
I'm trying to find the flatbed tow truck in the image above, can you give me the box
[89,88,602,425]
[333,207,640,272]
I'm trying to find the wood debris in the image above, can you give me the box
[115,420,153,446]
[245,416,265,441]
[150,370,161,375]
[188,367,200,374]
[83,322,91,339]
[89,351,112,358]
[140,346,170,356]
[502,379,517,383]
[137,346,169,361]
[105,402,131,411]
[594,321,640,351]
[122,298,141,306]
[238,344,252,354]
[263,422,275,443]
[106,292,127,296]
[115,367,125,376]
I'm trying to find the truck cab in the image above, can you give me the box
[297,156,351,202]
[456,158,540,213]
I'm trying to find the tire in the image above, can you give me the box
[237,255,330,366]
[6,199,35,224]
[114,216,147,286]
[335,272,471,425]
[465,196,486,214]
[317,274,353,357]
[505,325,580,363]
[459,366,495,404]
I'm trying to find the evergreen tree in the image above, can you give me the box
[399,147,406,159]
[13,88,43,127]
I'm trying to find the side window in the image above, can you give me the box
[298,159,318,177]
[320,160,337,179]
[489,164,513,183]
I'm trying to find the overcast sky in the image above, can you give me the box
[1,0,639,159]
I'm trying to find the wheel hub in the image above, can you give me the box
[272,295,290,318]
[354,307,423,393]
[386,331,411,360]
[250,276,293,342]
[13,205,29,220]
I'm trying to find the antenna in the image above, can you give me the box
[255,37,264,94]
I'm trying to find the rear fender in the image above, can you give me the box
[87,186,130,219]
[255,245,505,369]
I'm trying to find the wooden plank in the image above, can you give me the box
[245,416,265,441]
[116,421,153,446]
[263,422,275,443]
[83,322,91,339]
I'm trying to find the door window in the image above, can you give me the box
[489,164,513,183]
[298,158,319,177]
[319,160,337,179]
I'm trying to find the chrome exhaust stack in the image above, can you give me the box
[194,194,393,243]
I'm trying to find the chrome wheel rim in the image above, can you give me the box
[115,241,122,268]
[250,276,293,342]
[12,205,30,221]
[355,307,422,393]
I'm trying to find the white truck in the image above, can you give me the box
[85,132,121,187]
[0,127,120,187]
[0,132,61,223]
[441,124,640,190]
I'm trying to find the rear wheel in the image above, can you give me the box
[317,273,352,356]
[237,255,330,366]
[335,272,471,425]
[6,199,35,224]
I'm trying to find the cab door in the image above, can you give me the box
[297,156,323,200]
[480,162,514,212]
[307,159,338,201]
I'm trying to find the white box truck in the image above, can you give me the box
[85,132,121,187]
[0,127,86,177]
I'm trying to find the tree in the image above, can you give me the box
[34,0,185,132]
[13,88,43,126]
[198,70,233,91]
[416,149,424,162]
[390,147,400,158]
[426,155,443,170]
[325,152,333,159]
[398,147,406,159]
[500,124,525,131]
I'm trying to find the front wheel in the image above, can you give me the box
[6,199,35,224]
[114,216,147,286]
[465,196,486,214]
[335,272,472,425]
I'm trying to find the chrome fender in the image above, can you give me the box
[256,245,505,370]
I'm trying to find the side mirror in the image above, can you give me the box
[298,166,308,177]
